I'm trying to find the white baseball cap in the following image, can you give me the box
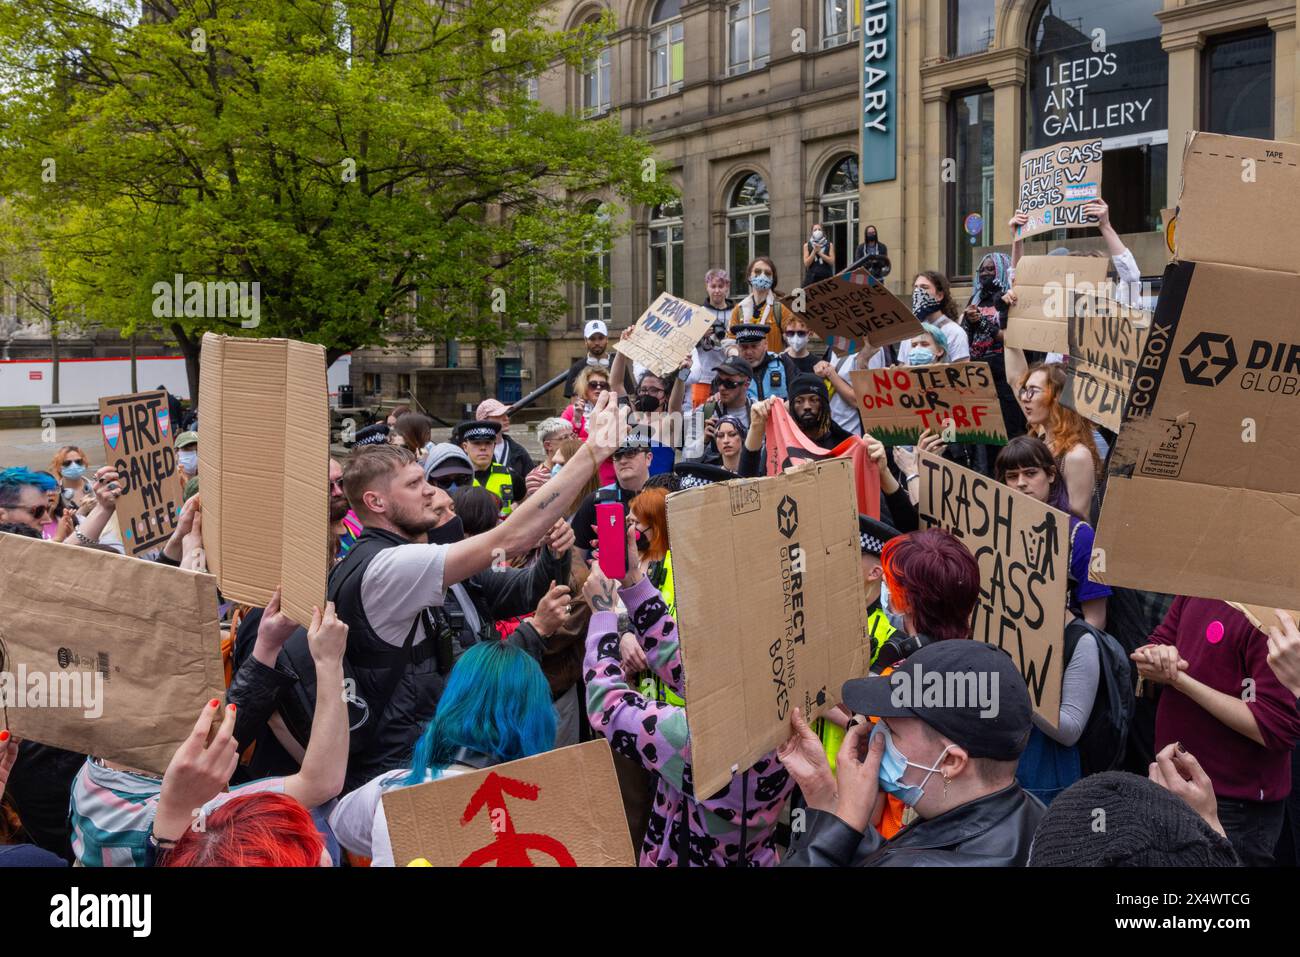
[584,319,609,339]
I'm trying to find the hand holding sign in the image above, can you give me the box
[776,707,836,813]
[93,466,122,512]
[153,698,239,845]
[1266,610,1300,697]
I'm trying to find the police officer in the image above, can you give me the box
[730,322,796,401]
[455,420,526,518]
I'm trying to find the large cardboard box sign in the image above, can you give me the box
[788,269,922,347]
[915,452,1067,727]
[1175,132,1300,275]
[0,533,224,776]
[381,740,636,867]
[1094,260,1300,607]
[666,459,868,797]
[198,333,331,626]
[851,361,1008,446]
[613,293,711,379]
[1006,256,1110,354]
[1014,138,1104,239]
[98,389,187,556]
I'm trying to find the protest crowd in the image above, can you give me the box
[4,167,1300,873]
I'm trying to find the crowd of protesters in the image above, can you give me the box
[3,202,1300,871]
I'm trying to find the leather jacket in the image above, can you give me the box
[782,783,1045,867]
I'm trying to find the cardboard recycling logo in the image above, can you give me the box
[1179,332,1238,387]
[776,495,799,539]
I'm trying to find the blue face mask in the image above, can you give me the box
[908,348,936,367]
[879,580,906,632]
[178,450,199,473]
[61,463,86,481]
[750,274,773,291]
[870,721,952,807]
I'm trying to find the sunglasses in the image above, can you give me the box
[428,474,470,490]
[715,378,746,390]
[588,381,609,391]
[62,459,85,467]
[12,503,50,520]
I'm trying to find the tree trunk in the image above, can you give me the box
[172,323,200,410]
[50,328,60,404]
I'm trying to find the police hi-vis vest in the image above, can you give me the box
[747,353,789,401]
[474,463,515,517]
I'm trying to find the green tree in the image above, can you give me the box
[0,0,674,399]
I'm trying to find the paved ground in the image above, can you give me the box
[1,422,546,472]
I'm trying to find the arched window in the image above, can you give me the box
[819,155,859,270]
[583,201,612,325]
[726,173,770,297]
[1026,0,1168,234]
[649,198,684,299]
[648,0,684,98]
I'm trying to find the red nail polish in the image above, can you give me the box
[228,703,236,712]
[209,698,220,708]
[0,730,9,742]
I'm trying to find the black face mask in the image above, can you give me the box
[634,394,661,413]
[427,515,465,544]
[866,234,877,243]
[979,274,998,291]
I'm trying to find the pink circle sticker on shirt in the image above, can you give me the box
[1206,620,1225,644]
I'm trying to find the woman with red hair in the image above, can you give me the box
[161,793,327,867]
[627,488,679,705]
[875,527,982,667]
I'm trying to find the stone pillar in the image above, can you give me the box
[1162,35,1203,207]
[1269,9,1297,139]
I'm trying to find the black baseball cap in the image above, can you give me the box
[841,640,1033,760]
[713,358,752,382]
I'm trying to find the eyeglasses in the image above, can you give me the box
[11,503,49,520]
[715,378,745,390]
[1018,386,1044,400]
[637,386,665,397]
[588,381,609,392]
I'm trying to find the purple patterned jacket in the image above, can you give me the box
[585,576,794,866]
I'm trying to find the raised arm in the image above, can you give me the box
[442,391,624,587]
[281,603,350,808]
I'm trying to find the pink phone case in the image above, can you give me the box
[596,502,627,581]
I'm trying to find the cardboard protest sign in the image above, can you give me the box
[1174,132,1300,274]
[198,334,330,626]
[1093,261,1300,607]
[1227,602,1300,635]
[382,740,635,867]
[789,268,922,347]
[1093,131,1300,607]
[1006,255,1110,354]
[915,451,1067,726]
[666,459,868,796]
[97,390,186,556]
[1062,296,1151,431]
[851,361,1007,445]
[1015,138,1103,239]
[0,533,224,775]
[612,293,710,379]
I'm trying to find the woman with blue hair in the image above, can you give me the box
[328,640,556,866]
